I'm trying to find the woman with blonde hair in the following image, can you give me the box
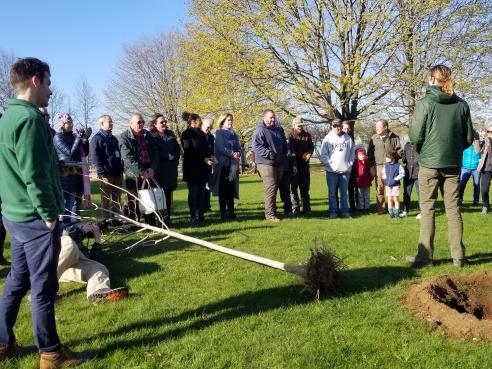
[407,64,474,268]
[209,113,241,220]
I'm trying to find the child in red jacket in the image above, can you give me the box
[354,147,373,210]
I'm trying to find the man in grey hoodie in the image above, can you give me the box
[320,119,355,218]
[252,110,288,221]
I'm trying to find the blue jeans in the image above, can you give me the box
[0,218,61,351]
[458,168,480,203]
[326,172,349,216]
[63,193,81,225]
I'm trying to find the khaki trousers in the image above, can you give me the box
[99,174,123,219]
[416,166,465,262]
[375,165,385,213]
[58,236,111,299]
[257,164,284,218]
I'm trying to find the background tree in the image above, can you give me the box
[48,85,66,127]
[74,76,98,130]
[383,0,492,123]
[0,50,16,112]
[190,0,402,125]
[105,32,189,137]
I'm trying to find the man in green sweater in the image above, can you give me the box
[406,65,474,268]
[0,58,96,368]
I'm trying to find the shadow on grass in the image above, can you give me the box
[102,257,161,286]
[432,252,492,266]
[70,265,414,355]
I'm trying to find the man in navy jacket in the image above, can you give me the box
[252,110,288,221]
[90,115,124,220]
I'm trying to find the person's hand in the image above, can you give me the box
[143,168,154,179]
[369,167,375,177]
[204,157,214,166]
[45,219,57,231]
[303,153,311,162]
[75,128,85,138]
[233,152,241,160]
[59,165,78,176]
[168,154,174,160]
[292,166,298,176]
[211,156,218,165]
[268,152,277,161]
[83,127,92,139]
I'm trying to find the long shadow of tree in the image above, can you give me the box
[68,265,415,355]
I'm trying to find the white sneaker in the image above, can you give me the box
[415,213,421,220]
[399,211,408,218]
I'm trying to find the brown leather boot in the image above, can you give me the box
[0,342,37,360]
[39,345,97,369]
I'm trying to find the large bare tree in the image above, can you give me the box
[0,50,16,112]
[190,0,402,123]
[105,32,189,137]
[74,77,98,130]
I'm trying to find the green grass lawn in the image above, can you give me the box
[1,171,491,369]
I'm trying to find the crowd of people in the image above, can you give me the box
[0,56,490,368]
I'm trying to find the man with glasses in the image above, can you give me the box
[119,113,158,223]
[478,124,492,215]
[320,119,355,219]
[367,119,402,214]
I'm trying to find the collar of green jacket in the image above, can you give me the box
[425,86,458,104]
[7,98,44,115]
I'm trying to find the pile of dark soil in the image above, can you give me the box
[403,271,492,340]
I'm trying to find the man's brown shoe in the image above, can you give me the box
[40,345,97,369]
[0,342,37,360]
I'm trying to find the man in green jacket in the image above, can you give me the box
[0,58,96,368]
[406,64,474,268]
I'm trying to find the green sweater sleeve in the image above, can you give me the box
[409,101,427,153]
[16,117,60,221]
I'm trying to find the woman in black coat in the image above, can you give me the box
[148,114,181,225]
[180,111,215,224]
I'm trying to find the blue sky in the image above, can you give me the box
[0,0,188,114]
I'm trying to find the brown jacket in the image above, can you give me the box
[367,130,402,167]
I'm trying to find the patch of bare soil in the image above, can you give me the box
[403,271,492,340]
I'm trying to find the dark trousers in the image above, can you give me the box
[164,190,173,217]
[403,177,420,213]
[290,165,311,212]
[0,218,61,351]
[481,171,492,209]
[187,182,206,219]
[218,166,235,216]
[124,176,155,224]
[0,217,6,259]
[279,171,293,214]
[348,170,356,211]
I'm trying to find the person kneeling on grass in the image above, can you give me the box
[59,222,128,303]
[382,151,405,219]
